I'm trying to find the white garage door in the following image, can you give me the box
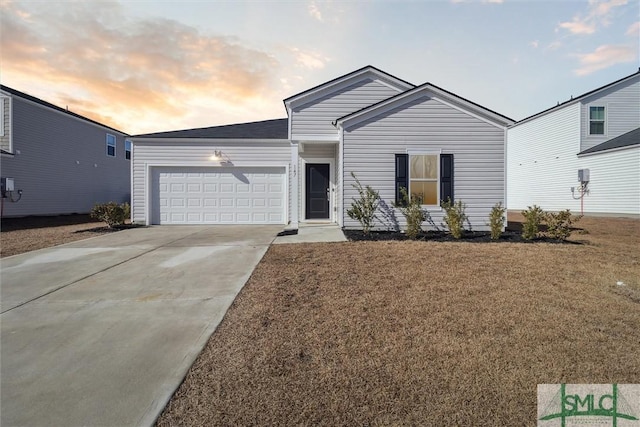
[152,166,286,224]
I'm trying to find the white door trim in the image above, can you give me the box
[300,157,335,223]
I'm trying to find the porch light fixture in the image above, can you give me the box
[209,150,231,163]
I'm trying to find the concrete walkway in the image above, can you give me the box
[0,225,282,427]
[273,224,347,244]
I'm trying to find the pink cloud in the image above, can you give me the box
[0,1,284,134]
[573,44,638,76]
[558,0,628,35]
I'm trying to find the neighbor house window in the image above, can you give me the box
[125,139,132,160]
[395,153,454,206]
[106,134,116,157]
[589,106,605,135]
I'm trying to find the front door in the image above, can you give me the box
[305,163,330,219]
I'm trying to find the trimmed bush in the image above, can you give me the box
[346,172,380,235]
[521,205,544,240]
[393,187,426,239]
[441,198,467,239]
[545,209,582,241]
[488,202,506,241]
[90,202,130,228]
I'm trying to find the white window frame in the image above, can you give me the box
[588,106,606,136]
[408,151,441,207]
[106,134,116,157]
[125,139,132,160]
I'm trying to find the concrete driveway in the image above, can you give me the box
[1,225,281,427]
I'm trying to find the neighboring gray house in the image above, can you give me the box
[507,70,640,216]
[0,86,131,217]
[131,66,514,230]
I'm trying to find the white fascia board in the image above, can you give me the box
[336,86,511,131]
[284,68,412,110]
[131,138,291,145]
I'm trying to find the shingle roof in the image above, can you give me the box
[133,118,289,139]
[578,127,640,155]
[0,85,128,135]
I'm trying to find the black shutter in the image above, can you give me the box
[440,154,454,204]
[395,154,408,205]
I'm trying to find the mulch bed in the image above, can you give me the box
[343,228,585,244]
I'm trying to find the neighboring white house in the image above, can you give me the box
[507,70,640,217]
[131,66,514,230]
[0,85,131,217]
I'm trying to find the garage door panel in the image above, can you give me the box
[152,166,286,225]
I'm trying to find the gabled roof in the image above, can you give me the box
[0,85,128,135]
[334,81,514,129]
[578,127,640,155]
[133,118,288,139]
[283,65,414,109]
[512,69,640,127]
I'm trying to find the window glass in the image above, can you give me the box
[409,154,439,205]
[106,134,116,157]
[125,140,132,160]
[410,181,438,205]
[589,106,605,135]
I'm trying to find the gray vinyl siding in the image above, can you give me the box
[131,141,291,224]
[342,95,506,231]
[291,79,401,139]
[0,96,130,217]
[580,75,640,152]
[1,96,11,152]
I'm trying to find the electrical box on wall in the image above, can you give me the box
[578,169,590,183]
[1,177,14,193]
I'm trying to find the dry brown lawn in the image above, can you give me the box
[157,216,640,426]
[0,214,111,257]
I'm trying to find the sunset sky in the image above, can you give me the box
[1,0,638,135]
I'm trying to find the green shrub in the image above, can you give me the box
[521,205,544,240]
[346,172,380,235]
[441,198,467,239]
[488,202,506,241]
[392,187,426,239]
[90,202,130,228]
[545,209,582,241]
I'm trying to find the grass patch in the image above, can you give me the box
[157,216,640,426]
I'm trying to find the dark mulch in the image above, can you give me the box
[343,228,584,244]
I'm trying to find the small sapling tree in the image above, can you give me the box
[346,172,380,235]
[441,198,468,239]
[488,202,506,241]
[392,187,426,239]
[521,205,545,240]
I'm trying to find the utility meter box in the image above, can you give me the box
[1,177,15,192]
[578,169,590,183]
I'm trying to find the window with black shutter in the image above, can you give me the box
[394,153,454,205]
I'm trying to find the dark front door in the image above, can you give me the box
[305,163,330,219]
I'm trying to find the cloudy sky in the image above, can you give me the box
[1,0,638,135]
